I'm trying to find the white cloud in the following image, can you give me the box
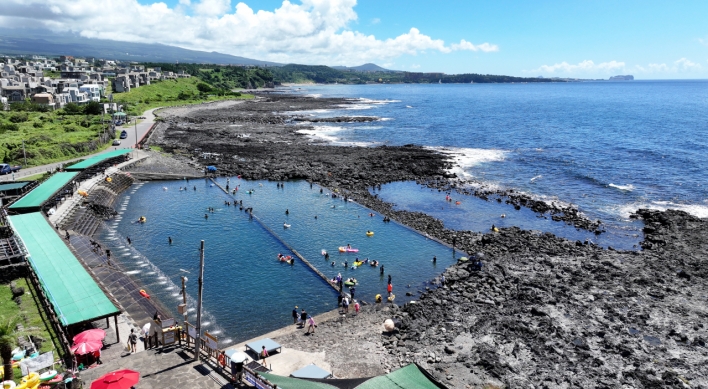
[699,38,708,47]
[193,0,230,16]
[370,17,380,25]
[636,58,702,73]
[533,60,625,74]
[0,0,497,65]
[450,39,499,52]
[410,64,421,69]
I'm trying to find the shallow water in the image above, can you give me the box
[104,178,456,344]
[373,181,643,250]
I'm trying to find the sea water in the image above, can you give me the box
[105,179,456,344]
[288,81,708,249]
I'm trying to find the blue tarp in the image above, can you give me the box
[290,364,332,379]
[206,166,217,172]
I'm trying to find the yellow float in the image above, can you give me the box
[105,177,112,183]
[365,231,374,237]
[15,372,39,389]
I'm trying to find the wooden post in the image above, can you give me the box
[106,318,109,328]
[114,315,120,343]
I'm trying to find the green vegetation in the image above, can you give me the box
[269,64,559,84]
[141,63,274,90]
[0,105,113,167]
[1,279,63,382]
[111,77,252,116]
[43,70,61,79]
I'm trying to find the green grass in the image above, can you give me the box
[43,70,61,79]
[17,172,50,182]
[1,279,64,383]
[0,111,114,167]
[112,77,253,116]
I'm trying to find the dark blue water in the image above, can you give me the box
[288,81,708,248]
[102,179,455,344]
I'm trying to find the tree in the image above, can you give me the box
[196,82,212,93]
[0,316,21,382]
[83,101,102,115]
[62,103,83,115]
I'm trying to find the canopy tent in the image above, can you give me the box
[65,149,133,171]
[112,112,127,117]
[0,182,31,192]
[8,172,78,213]
[290,364,332,380]
[257,364,448,389]
[8,213,120,326]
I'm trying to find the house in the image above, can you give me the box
[79,84,103,102]
[1,86,27,101]
[31,92,56,109]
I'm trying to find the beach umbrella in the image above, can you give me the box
[225,349,248,363]
[73,329,106,344]
[90,369,140,389]
[70,340,103,355]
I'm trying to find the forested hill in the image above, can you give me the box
[141,62,559,88]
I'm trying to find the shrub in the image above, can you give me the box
[83,101,102,115]
[33,121,43,128]
[9,112,29,123]
[0,123,20,132]
[62,103,83,115]
[196,82,213,93]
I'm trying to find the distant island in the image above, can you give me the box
[609,75,634,81]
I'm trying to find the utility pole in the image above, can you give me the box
[22,140,26,166]
[181,276,188,324]
[194,240,205,362]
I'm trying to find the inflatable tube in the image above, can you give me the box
[139,289,150,299]
[105,177,112,183]
[1,381,16,389]
[459,257,469,262]
[344,281,356,287]
[338,247,359,253]
[38,371,57,382]
[321,249,327,256]
[278,255,292,262]
[16,372,39,389]
[366,231,374,237]
[388,294,396,302]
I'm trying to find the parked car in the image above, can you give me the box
[120,130,128,139]
[112,140,121,146]
[0,163,21,175]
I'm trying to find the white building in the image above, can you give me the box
[79,84,103,102]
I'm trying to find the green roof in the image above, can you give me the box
[259,373,339,389]
[8,213,119,326]
[0,182,30,191]
[65,149,133,171]
[258,364,447,389]
[355,364,445,389]
[8,172,78,212]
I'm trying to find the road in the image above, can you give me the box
[0,107,160,182]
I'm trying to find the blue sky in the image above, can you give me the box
[5,0,707,78]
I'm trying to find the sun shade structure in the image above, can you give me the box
[65,149,133,171]
[0,182,31,191]
[256,364,448,389]
[290,364,332,380]
[90,369,140,389]
[8,213,120,326]
[8,172,78,212]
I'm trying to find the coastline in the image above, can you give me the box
[77,93,708,386]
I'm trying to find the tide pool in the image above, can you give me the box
[104,178,456,344]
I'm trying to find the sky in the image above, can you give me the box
[2,0,707,79]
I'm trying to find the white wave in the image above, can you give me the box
[430,146,508,178]
[338,104,375,110]
[406,105,413,108]
[608,183,635,191]
[125,270,141,274]
[379,117,393,121]
[297,125,345,143]
[349,98,401,104]
[530,175,543,183]
[615,201,708,219]
[306,94,322,98]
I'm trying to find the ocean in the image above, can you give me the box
[105,80,708,344]
[291,81,708,249]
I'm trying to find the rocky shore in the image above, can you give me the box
[143,95,707,388]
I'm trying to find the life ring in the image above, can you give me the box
[105,177,112,183]
[139,290,150,299]
[366,231,374,237]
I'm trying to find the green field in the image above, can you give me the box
[0,77,252,168]
[112,77,253,116]
[1,279,64,383]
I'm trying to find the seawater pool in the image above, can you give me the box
[102,178,456,345]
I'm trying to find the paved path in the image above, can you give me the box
[0,107,160,182]
[79,346,235,389]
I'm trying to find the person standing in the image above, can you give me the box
[433,255,436,263]
[218,351,226,371]
[260,346,269,366]
[441,275,446,286]
[354,300,360,315]
[300,309,307,328]
[292,306,299,324]
[380,265,384,275]
[128,329,138,353]
[388,274,392,285]
[127,236,132,245]
[387,282,393,297]
[342,296,349,313]
[350,286,356,300]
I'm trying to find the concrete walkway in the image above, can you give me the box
[0,107,160,183]
[79,346,234,389]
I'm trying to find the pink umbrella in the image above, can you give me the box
[90,369,140,389]
[71,340,103,355]
[73,329,106,344]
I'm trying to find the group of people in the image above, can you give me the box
[337,294,360,315]
[291,306,317,334]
